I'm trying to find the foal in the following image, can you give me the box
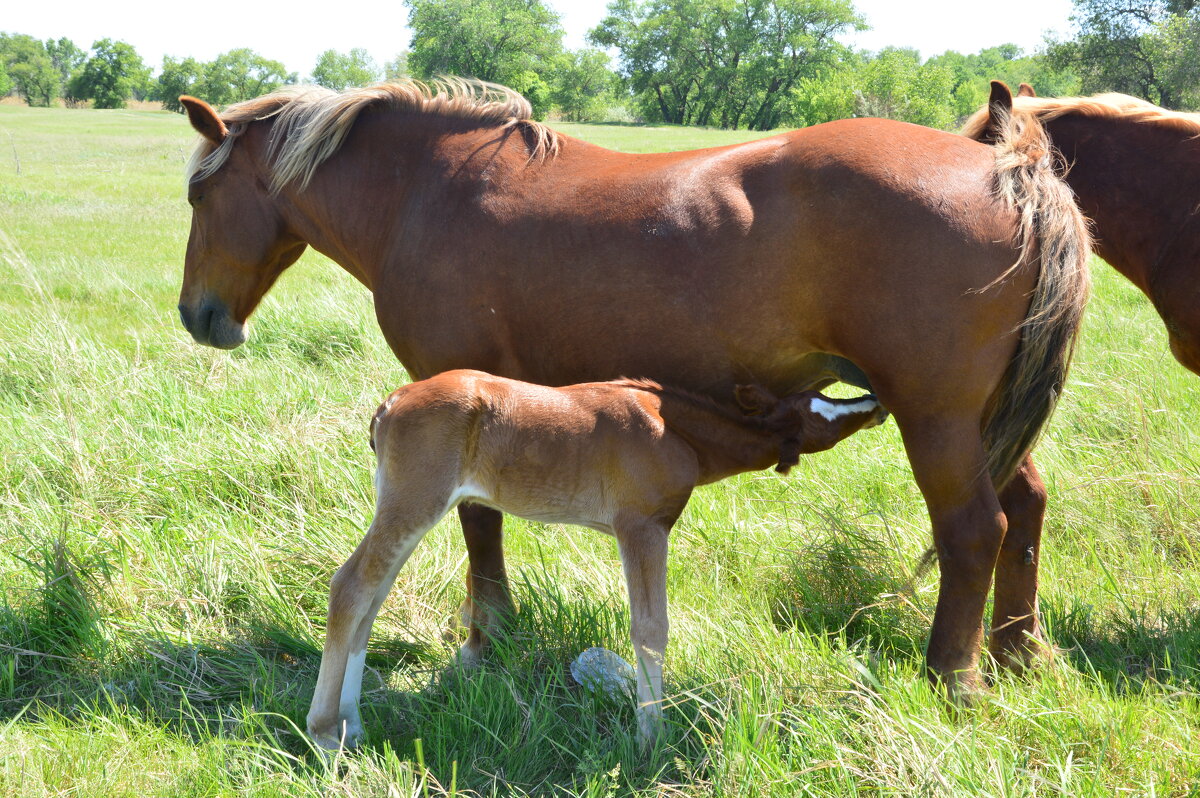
[306,369,888,750]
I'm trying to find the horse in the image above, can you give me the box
[307,370,888,749]
[960,80,1200,666]
[176,79,1090,708]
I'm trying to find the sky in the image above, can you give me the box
[7,0,1077,78]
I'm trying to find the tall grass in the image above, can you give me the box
[1,105,1198,795]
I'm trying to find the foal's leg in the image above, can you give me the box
[614,515,670,747]
[307,496,446,751]
[898,414,1008,699]
[458,503,514,664]
[990,455,1053,669]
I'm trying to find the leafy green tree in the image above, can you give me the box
[311,48,381,90]
[927,45,1079,120]
[200,48,294,105]
[0,60,11,98]
[67,39,149,109]
[590,0,861,130]
[549,48,619,121]
[385,51,410,80]
[405,0,563,117]
[1048,0,1200,107]
[848,47,956,129]
[153,56,207,112]
[0,33,58,106]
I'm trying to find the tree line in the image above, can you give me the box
[2,0,1197,129]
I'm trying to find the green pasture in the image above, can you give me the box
[1,105,1199,796]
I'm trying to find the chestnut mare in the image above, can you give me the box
[960,81,1200,666]
[177,80,1090,702]
[308,370,887,749]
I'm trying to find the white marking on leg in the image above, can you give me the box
[338,648,367,739]
[809,396,879,422]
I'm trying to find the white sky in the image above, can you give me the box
[6,0,1077,78]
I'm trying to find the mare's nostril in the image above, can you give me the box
[178,303,192,333]
[197,302,216,339]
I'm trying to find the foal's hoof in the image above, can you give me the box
[307,720,362,756]
[456,641,485,668]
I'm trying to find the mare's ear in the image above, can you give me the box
[1017,83,1037,98]
[180,95,228,146]
[734,384,778,415]
[976,80,1014,145]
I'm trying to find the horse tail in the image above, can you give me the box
[980,81,1091,488]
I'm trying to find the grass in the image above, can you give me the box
[1,104,1199,796]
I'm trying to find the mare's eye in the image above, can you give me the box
[188,194,204,207]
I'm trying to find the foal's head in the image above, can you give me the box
[734,386,889,474]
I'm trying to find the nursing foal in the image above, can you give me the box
[307,369,888,750]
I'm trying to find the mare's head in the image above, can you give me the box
[734,385,889,474]
[177,95,308,349]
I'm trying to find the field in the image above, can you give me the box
[1,104,1199,796]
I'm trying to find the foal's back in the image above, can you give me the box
[372,370,698,533]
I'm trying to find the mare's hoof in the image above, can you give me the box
[929,667,988,707]
[990,631,1058,673]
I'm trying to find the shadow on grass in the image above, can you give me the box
[766,526,931,664]
[1042,596,1200,689]
[0,553,723,794]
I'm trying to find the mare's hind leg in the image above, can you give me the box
[990,455,1053,669]
[458,503,514,664]
[614,514,670,748]
[307,495,447,751]
[898,414,1008,698]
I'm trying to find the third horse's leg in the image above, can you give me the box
[458,503,514,662]
[990,455,1053,669]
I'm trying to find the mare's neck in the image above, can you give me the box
[271,112,529,292]
[1044,114,1197,298]
[651,389,781,485]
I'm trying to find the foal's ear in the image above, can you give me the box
[774,437,802,475]
[1017,83,1037,98]
[734,384,778,415]
[180,95,228,146]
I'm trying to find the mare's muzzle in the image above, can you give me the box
[178,296,247,350]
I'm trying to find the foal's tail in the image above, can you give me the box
[980,81,1091,488]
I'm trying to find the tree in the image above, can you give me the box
[0,33,58,106]
[200,48,294,105]
[153,56,207,112]
[591,0,862,130]
[45,37,85,103]
[926,45,1079,121]
[1048,0,1200,107]
[405,0,564,117]
[311,48,381,90]
[0,60,10,98]
[385,51,410,80]
[549,48,619,121]
[67,39,149,109]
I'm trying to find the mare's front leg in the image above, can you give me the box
[458,503,515,664]
[307,498,443,751]
[990,455,1054,669]
[900,415,1008,698]
[614,514,670,748]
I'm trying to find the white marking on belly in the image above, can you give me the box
[447,479,490,509]
[809,396,879,422]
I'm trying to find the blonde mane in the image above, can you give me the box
[186,78,560,192]
[963,92,1200,140]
